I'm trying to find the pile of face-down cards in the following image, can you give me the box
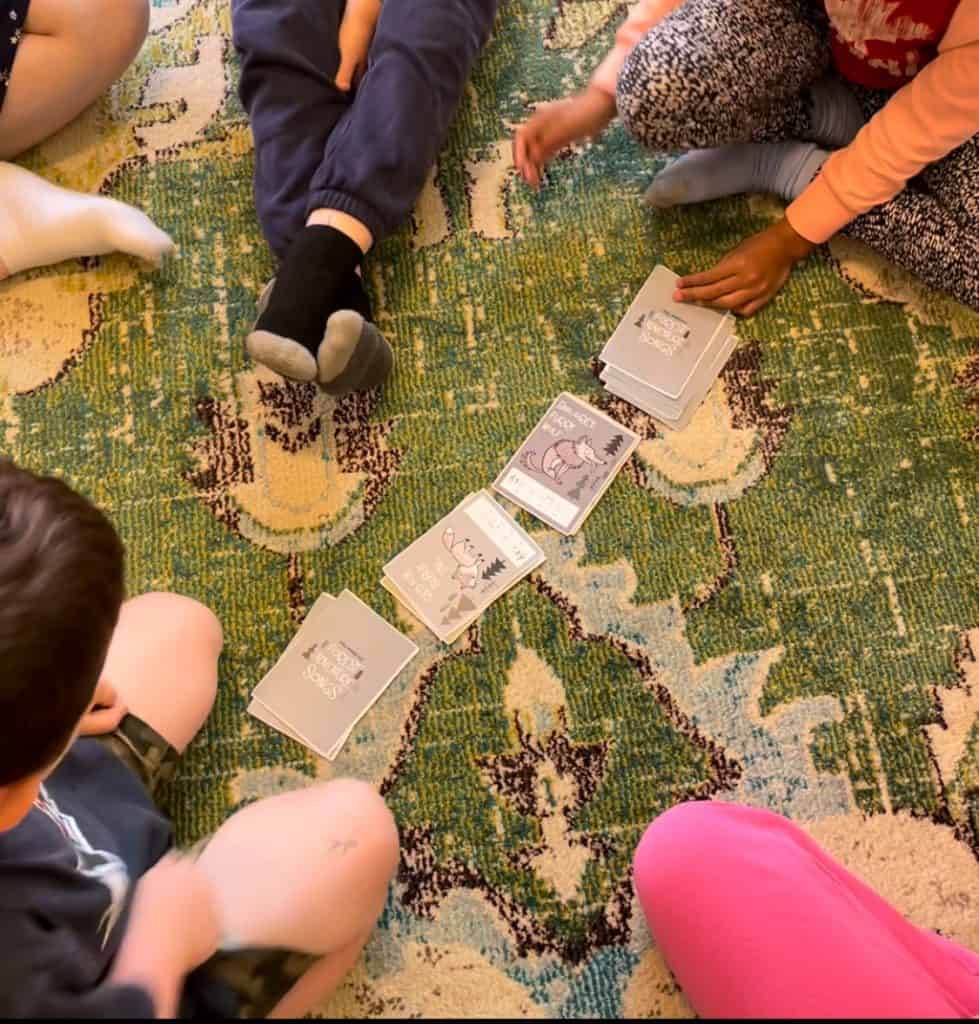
[382,491,546,643]
[599,264,737,430]
[492,392,639,535]
[248,590,417,759]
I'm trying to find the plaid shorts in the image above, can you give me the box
[98,715,315,1019]
[0,0,29,112]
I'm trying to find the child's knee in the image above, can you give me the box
[319,779,400,880]
[634,801,794,923]
[615,36,670,143]
[85,0,149,68]
[635,802,717,884]
[633,801,749,924]
[128,591,223,654]
[176,595,224,658]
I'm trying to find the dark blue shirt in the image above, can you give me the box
[0,738,171,1017]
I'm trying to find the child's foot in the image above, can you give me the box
[318,309,393,395]
[247,269,380,385]
[248,271,392,394]
[247,277,317,380]
[643,142,828,208]
[805,75,865,149]
[0,161,173,278]
[246,225,364,380]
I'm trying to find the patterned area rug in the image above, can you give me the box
[6,0,979,1016]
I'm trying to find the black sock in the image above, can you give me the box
[255,225,364,356]
[339,270,373,322]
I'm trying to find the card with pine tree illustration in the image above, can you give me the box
[492,393,639,534]
[382,491,546,643]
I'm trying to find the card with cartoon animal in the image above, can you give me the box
[382,491,546,643]
[492,393,639,534]
[250,590,417,758]
[600,264,733,400]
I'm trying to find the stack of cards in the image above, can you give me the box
[382,490,546,643]
[599,264,737,430]
[493,392,639,535]
[248,590,417,760]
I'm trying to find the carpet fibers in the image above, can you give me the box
[5,0,979,1016]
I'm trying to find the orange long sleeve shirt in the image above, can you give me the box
[591,0,979,243]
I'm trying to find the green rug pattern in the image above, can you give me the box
[5,0,979,1015]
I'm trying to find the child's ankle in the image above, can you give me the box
[306,209,373,255]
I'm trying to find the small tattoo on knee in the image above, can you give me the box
[329,838,358,856]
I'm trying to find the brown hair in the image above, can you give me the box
[0,461,124,785]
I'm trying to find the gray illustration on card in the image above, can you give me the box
[636,309,691,356]
[521,435,607,486]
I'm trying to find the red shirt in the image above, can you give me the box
[825,0,962,89]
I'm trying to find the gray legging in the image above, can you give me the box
[613,0,979,312]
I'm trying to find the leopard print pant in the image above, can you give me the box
[614,0,979,312]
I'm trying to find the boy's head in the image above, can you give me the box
[0,461,124,825]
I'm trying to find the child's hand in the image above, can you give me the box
[674,219,816,317]
[78,678,127,736]
[111,855,221,1014]
[336,0,381,92]
[130,856,221,972]
[513,87,616,187]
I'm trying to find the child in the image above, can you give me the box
[231,0,498,391]
[514,0,979,315]
[0,0,173,277]
[0,460,399,1018]
[634,801,979,1016]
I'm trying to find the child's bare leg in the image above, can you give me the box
[196,779,399,1013]
[267,934,370,1018]
[99,592,223,752]
[0,0,148,159]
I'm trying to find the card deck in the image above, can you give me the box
[248,590,417,760]
[601,327,738,430]
[382,490,545,643]
[492,393,639,534]
[599,264,736,429]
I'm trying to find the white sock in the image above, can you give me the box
[0,162,174,277]
[644,142,829,209]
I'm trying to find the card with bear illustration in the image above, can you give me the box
[492,393,639,535]
[382,491,545,643]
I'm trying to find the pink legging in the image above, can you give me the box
[633,802,979,1018]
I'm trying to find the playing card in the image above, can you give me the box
[248,593,338,743]
[492,393,639,534]
[383,491,545,642]
[602,328,737,430]
[600,265,733,400]
[602,326,734,414]
[251,589,417,758]
[248,697,351,759]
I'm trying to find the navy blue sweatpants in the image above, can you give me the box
[231,0,498,261]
